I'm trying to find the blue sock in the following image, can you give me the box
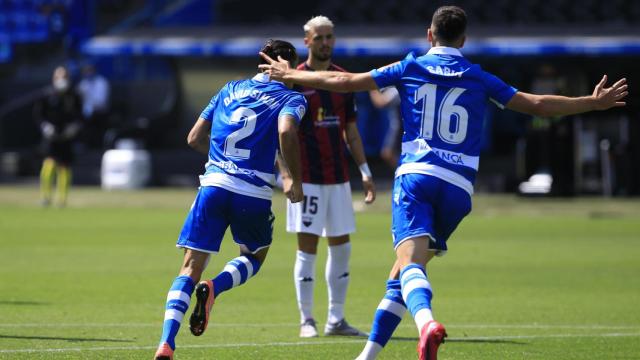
[159,275,195,350]
[369,279,407,347]
[212,255,262,298]
[400,263,433,328]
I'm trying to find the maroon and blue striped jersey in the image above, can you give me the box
[295,63,357,184]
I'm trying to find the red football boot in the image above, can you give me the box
[417,320,447,360]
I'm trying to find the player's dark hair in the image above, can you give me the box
[259,39,298,67]
[431,6,467,44]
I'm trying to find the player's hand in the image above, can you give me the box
[285,181,304,203]
[258,52,290,82]
[281,174,293,192]
[362,176,376,204]
[592,75,628,110]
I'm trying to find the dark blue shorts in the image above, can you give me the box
[391,173,471,255]
[177,186,274,254]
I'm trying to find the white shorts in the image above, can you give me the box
[286,182,356,237]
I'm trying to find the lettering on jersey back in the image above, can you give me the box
[426,65,467,78]
[223,89,279,109]
[432,149,465,165]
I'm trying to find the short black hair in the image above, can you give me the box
[259,39,298,66]
[431,6,467,44]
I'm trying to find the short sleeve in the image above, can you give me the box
[199,94,220,121]
[279,94,308,123]
[482,71,518,109]
[370,52,414,89]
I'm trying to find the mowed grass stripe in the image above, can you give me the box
[2,333,640,354]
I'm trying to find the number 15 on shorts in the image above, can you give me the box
[302,195,318,214]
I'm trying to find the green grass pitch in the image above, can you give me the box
[1,186,639,359]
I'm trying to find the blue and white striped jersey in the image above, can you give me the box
[371,47,517,195]
[199,73,307,199]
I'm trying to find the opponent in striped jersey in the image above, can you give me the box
[278,15,375,339]
[154,40,306,360]
[259,6,628,359]
[295,62,357,184]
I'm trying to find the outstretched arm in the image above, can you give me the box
[258,52,379,92]
[507,75,628,117]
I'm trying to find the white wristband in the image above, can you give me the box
[359,163,372,179]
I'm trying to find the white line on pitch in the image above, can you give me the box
[0,339,363,354]
[1,333,640,354]
[0,323,639,330]
[447,332,640,341]
[0,323,640,330]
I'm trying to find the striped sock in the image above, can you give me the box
[159,275,195,350]
[212,255,262,298]
[400,264,434,332]
[356,280,407,360]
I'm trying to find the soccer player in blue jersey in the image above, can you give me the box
[259,6,628,360]
[153,39,307,360]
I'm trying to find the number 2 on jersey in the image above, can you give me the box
[224,107,257,159]
[415,83,469,144]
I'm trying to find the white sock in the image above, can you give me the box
[415,308,434,333]
[294,250,316,323]
[355,341,383,360]
[326,242,351,324]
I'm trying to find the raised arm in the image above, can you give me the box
[258,52,378,92]
[506,75,628,117]
[278,114,304,203]
[187,117,211,155]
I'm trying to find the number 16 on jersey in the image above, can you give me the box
[416,83,469,145]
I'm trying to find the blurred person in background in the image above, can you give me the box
[153,39,307,360]
[77,63,110,148]
[34,65,82,207]
[369,87,402,170]
[277,15,375,339]
[260,5,628,359]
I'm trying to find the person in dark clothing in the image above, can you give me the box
[34,66,82,207]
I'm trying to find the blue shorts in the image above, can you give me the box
[391,174,471,255]
[177,186,274,254]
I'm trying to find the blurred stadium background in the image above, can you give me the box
[0,0,638,195]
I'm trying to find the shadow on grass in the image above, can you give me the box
[0,334,134,343]
[390,336,524,345]
[0,301,50,306]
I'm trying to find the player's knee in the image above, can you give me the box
[247,248,268,265]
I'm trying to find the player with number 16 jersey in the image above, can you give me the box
[371,47,517,252]
[258,6,627,358]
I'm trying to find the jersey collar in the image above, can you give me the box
[427,46,463,57]
[253,72,284,85]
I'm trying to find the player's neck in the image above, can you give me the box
[306,58,331,71]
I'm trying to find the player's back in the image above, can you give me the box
[199,73,307,199]
[372,47,516,194]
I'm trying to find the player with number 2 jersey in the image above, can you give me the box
[154,40,307,360]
